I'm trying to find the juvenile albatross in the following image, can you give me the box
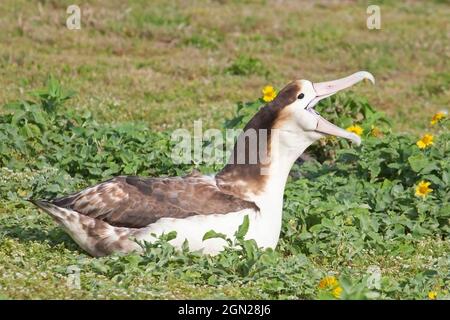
[30,71,375,257]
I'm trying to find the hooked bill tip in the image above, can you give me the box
[359,71,375,85]
[349,133,362,146]
[343,131,362,146]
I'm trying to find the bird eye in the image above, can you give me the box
[297,93,304,99]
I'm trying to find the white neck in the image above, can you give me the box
[252,129,315,210]
[241,129,315,249]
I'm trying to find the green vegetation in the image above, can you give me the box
[0,0,448,300]
[0,1,448,131]
[0,76,448,299]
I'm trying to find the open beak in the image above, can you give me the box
[309,71,375,146]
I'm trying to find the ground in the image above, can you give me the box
[0,0,449,299]
[1,0,448,131]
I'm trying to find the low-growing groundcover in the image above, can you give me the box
[0,79,449,299]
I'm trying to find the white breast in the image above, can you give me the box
[135,205,282,255]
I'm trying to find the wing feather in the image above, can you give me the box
[52,175,258,228]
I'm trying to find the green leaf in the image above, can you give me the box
[438,204,450,217]
[158,231,177,242]
[235,215,250,240]
[369,164,381,179]
[11,109,26,125]
[90,261,110,274]
[408,154,429,172]
[242,239,258,259]
[202,230,227,241]
[166,231,178,241]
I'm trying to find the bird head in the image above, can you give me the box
[270,71,375,146]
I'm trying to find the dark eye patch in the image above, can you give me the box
[297,93,304,99]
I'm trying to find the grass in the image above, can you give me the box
[0,0,449,299]
[0,0,448,131]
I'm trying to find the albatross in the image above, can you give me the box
[30,71,375,257]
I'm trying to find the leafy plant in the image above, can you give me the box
[0,78,449,300]
[0,77,195,198]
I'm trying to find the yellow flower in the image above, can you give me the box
[332,286,343,299]
[416,134,434,149]
[428,291,437,300]
[318,276,338,289]
[346,125,363,136]
[430,112,446,125]
[415,181,433,198]
[371,125,383,138]
[262,85,277,102]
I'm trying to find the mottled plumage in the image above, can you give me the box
[51,173,258,228]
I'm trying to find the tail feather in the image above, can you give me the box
[28,199,70,222]
[29,199,141,257]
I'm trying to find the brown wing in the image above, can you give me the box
[51,174,258,228]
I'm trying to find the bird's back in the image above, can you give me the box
[50,173,258,228]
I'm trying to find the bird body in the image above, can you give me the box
[31,71,375,257]
[31,172,285,257]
